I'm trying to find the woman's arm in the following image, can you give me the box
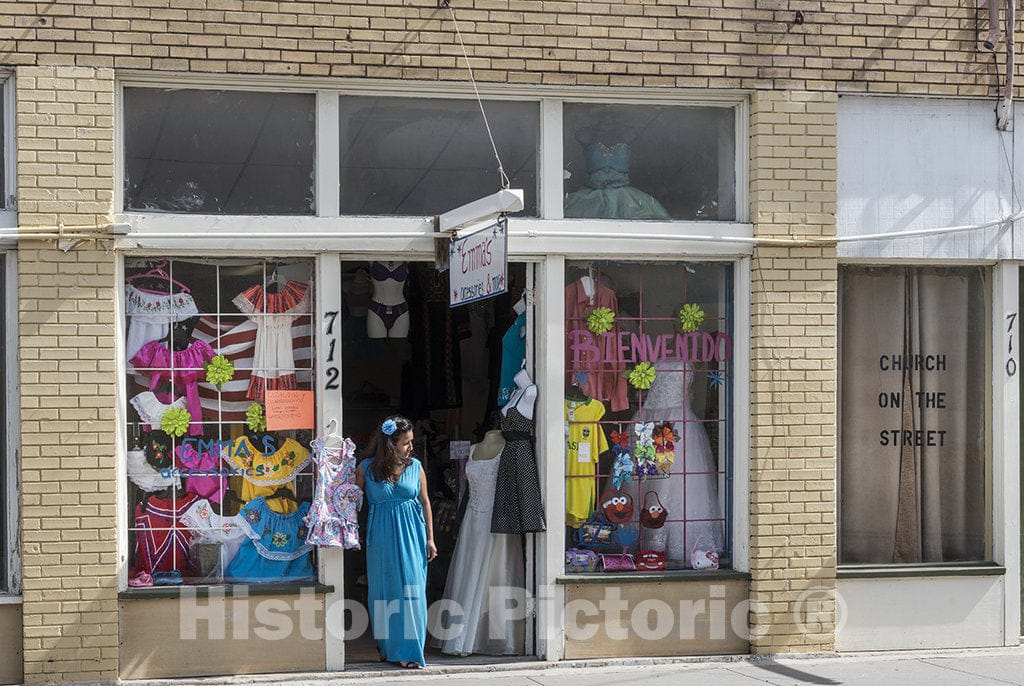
[418,466,437,561]
[354,463,365,492]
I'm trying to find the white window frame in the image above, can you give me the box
[111,73,755,663]
[0,71,18,596]
[2,252,18,597]
[113,74,752,256]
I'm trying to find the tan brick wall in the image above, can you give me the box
[747,90,839,653]
[16,66,118,684]
[0,1,1008,96]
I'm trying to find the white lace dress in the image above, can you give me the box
[125,285,199,367]
[629,360,725,563]
[432,448,524,656]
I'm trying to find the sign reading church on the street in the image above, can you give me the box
[449,218,508,307]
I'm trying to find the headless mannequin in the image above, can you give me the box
[502,368,537,420]
[512,295,526,317]
[472,430,506,461]
[367,261,410,339]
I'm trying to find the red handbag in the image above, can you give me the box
[636,550,666,571]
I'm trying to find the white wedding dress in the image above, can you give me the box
[629,360,725,564]
[433,447,524,656]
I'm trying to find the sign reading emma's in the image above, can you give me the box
[568,329,733,364]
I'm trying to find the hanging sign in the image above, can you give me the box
[265,390,315,431]
[448,217,508,307]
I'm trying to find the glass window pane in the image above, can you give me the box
[563,104,735,221]
[124,258,317,586]
[124,88,315,215]
[564,261,733,573]
[340,97,538,216]
[0,91,6,209]
[839,265,988,564]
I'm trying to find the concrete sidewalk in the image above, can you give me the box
[130,647,1024,685]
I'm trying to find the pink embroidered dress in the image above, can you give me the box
[232,280,311,401]
[131,339,215,436]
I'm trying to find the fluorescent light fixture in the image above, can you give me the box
[436,188,524,236]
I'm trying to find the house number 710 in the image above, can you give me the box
[1008,312,1017,378]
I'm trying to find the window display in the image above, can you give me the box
[839,265,988,564]
[563,261,732,572]
[563,104,736,221]
[124,258,317,587]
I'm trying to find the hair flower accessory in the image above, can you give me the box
[160,407,192,438]
[628,361,656,390]
[204,355,234,389]
[381,419,398,436]
[678,303,706,333]
[586,307,616,335]
[246,402,266,433]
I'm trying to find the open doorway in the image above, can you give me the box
[338,260,534,664]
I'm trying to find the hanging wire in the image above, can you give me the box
[442,1,511,190]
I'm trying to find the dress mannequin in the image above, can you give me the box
[491,368,545,533]
[502,369,536,420]
[563,142,671,220]
[472,430,506,461]
[433,432,523,655]
[367,261,410,339]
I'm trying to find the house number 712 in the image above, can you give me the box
[324,310,340,390]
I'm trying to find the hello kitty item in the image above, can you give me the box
[690,535,720,570]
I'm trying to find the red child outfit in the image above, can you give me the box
[133,493,199,575]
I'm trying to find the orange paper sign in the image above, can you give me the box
[265,390,315,431]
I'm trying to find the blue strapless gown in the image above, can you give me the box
[361,458,428,666]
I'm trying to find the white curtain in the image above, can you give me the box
[840,266,987,564]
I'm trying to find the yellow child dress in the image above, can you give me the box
[565,398,609,526]
[225,436,311,514]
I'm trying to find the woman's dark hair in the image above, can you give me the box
[365,415,414,483]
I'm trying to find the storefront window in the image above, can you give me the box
[563,104,736,221]
[124,88,316,214]
[564,261,732,573]
[839,266,988,564]
[339,97,538,216]
[124,258,317,586]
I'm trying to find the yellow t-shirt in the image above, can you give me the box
[566,398,609,526]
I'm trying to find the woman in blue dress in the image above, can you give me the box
[355,415,437,669]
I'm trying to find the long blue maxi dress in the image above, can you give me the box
[361,457,428,666]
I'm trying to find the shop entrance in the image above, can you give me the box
[338,259,536,664]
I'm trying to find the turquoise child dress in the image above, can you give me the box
[361,457,428,666]
[225,497,314,582]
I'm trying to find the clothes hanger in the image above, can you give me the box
[266,264,280,294]
[566,383,588,402]
[126,260,191,294]
[268,485,298,503]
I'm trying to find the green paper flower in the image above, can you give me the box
[246,402,266,433]
[160,407,192,438]
[628,361,656,390]
[678,303,706,333]
[205,355,235,389]
[586,307,616,335]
